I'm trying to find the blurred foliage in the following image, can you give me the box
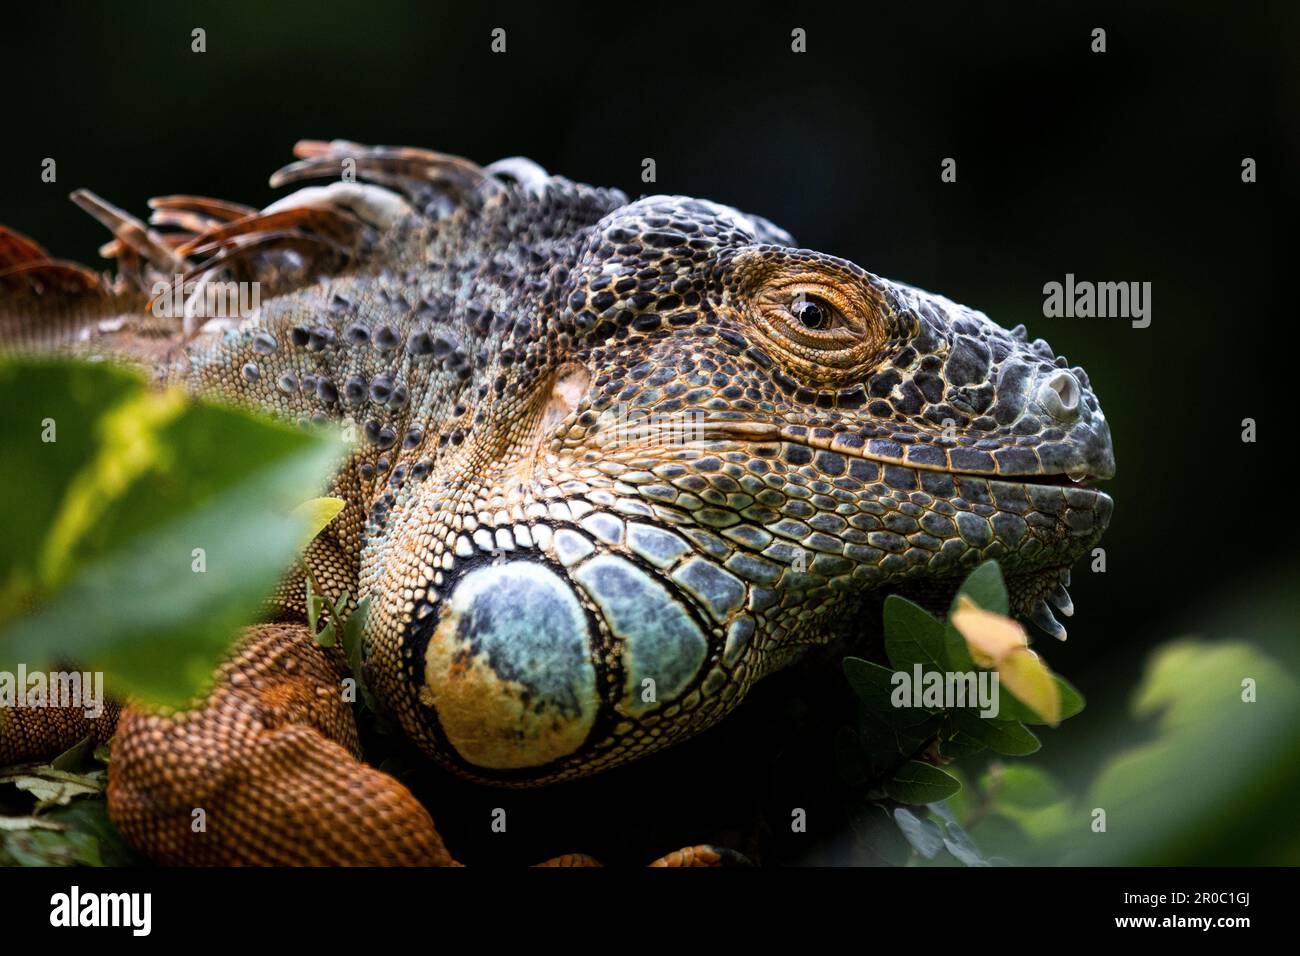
[849,629,1300,866]
[836,558,1300,867]
[0,359,344,706]
[1009,638,1300,866]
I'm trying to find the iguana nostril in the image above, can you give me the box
[1040,370,1081,418]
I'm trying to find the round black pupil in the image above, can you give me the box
[795,299,825,329]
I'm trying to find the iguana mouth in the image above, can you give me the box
[681,424,1107,489]
[688,420,1114,486]
[991,472,1100,488]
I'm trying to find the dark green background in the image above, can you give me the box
[3,2,1295,863]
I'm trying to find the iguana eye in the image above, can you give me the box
[791,295,837,330]
[733,251,894,384]
[761,283,864,356]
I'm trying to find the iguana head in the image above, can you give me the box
[356,180,1113,785]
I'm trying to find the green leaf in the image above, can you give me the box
[993,674,1085,725]
[883,595,947,674]
[893,807,945,859]
[951,709,1041,755]
[886,760,962,804]
[843,656,898,708]
[859,692,941,735]
[850,802,912,866]
[0,363,139,616]
[930,771,974,823]
[939,702,992,757]
[928,800,958,826]
[1074,639,1300,864]
[857,708,934,762]
[308,579,347,648]
[845,653,937,755]
[0,359,345,707]
[0,767,102,807]
[50,735,95,772]
[942,621,978,672]
[941,819,989,866]
[1054,675,1085,721]
[291,496,345,545]
[0,816,63,832]
[1,825,103,866]
[341,596,369,667]
[41,799,142,866]
[305,574,323,637]
[950,560,1008,616]
[939,728,987,758]
[339,597,383,717]
[986,764,1063,810]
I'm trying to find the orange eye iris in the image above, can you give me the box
[747,279,888,383]
[729,250,897,385]
[765,285,861,353]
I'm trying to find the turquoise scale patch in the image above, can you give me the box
[571,554,707,716]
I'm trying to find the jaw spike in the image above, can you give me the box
[1029,600,1068,641]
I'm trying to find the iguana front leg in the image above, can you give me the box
[107,623,455,866]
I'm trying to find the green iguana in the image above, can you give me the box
[0,140,1114,865]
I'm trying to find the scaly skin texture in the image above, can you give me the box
[0,141,1113,864]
